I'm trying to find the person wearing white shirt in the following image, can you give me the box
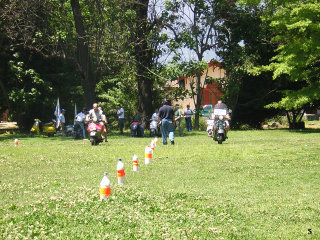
[59,109,66,136]
[75,108,87,138]
[117,104,125,135]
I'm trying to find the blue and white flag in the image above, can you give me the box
[54,98,61,128]
[74,103,77,124]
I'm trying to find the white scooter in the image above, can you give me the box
[149,119,159,137]
[206,119,215,137]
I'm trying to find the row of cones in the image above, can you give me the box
[100,137,159,199]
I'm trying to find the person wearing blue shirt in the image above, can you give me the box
[184,105,193,132]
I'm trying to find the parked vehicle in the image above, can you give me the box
[73,122,83,139]
[30,119,41,137]
[42,121,56,137]
[30,119,56,137]
[131,121,144,137]
[87,122,103,145]
[66,124,74,137]
[194,104,213,117]
[149,119,160,137]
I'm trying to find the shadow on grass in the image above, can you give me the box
[260,128,320,134]
[0,133,76,142]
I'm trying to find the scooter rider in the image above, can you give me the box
[86,103,107,140]
[211,100,230,135]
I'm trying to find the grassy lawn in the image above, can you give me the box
[1,130,320,239]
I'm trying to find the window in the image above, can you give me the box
[178,80,185,89]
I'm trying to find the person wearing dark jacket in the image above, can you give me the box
[158,99,175,145]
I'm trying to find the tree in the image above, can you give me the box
[215,1,280,128]
[263,0,320,128]
[164,0,219,129]
[238,0,320,128]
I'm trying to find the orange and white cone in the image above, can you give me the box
[117,158,126,184]
[100,172,111,200]
[145,145,152,165]
[14,138,18,147]
[154,137,158,147]
[150,142,155,154]
[132,154,138,172]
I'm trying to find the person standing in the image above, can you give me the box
[184,105,193,132]
[158,99,175,145]
[117,104,124,135]
[59,109,66,136]
[75,108,87,139]
[174,104,183,137]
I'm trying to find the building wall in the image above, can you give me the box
[170,60,226,111]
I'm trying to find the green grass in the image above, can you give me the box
[1,130,320,239]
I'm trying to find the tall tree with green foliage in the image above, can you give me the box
[214,1,280,128]
[263,0,320,128]
[239,0,320,128]
[164,0,220,129]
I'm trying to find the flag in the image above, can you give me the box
[54,98,61,129]
[74,103,77,124]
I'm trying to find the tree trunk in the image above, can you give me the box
[70,0,96,108]
[0,78,11,113]
[133,0,153,123]
[287,110,305,129]
[194,73,202,130]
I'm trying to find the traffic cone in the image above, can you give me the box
[154,137,158,147]
[150,142,155,153]
[145,145,152,165]
[117,158,126,184]
[14,138,18,147]
[100,172,111,200]
[132,154,138,172]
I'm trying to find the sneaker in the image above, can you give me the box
[171,140,175,145]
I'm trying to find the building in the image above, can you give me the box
[169,60,226,110]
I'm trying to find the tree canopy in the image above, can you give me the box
[1,0,319,130]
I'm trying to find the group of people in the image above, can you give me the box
[58,100,229,146]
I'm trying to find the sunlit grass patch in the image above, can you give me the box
[1,130,320,239]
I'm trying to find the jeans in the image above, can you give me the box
[175,119,183,136]
[118,118,124,134]
[161,119,174,145]
[185,117,192,132]
[75,121,86,138]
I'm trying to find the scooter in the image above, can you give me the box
[43,120,57,137]
[211,108,229,144]
[87,122,103,145]
[149,119,159,137]
[65,125,72,137]
[214,116,227,144]
[73,122,83,139]
[206,119,215,137]
[30,119,56,137]
[30,119,41,137]
[131,121,144,137]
